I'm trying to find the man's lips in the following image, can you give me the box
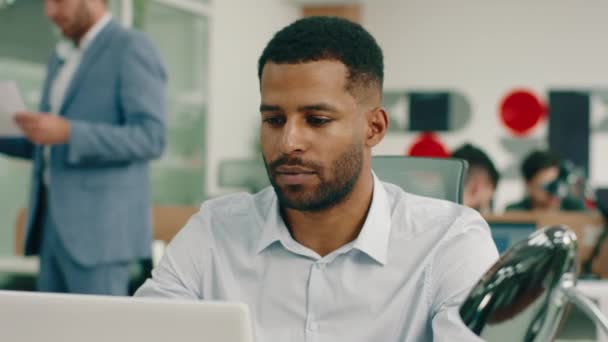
[274,166,316,185]
[275,165,316,174]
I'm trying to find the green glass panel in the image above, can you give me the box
[135,1,209,206]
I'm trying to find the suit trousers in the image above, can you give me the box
[37,187,130,295]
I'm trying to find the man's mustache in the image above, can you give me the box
[268,156,322,173]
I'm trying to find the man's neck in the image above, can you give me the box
[282,170,374,257]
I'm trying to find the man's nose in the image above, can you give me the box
[279,119,308,155]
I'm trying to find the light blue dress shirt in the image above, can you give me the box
[136,175,498,341]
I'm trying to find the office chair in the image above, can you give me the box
[371,156,468,204]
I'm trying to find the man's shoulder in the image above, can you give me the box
[200,188,272,216]
[104,21,155,51]
[183,188,274,247]
[196,187,275,230]
[381,182,498,282]
[382,181,488,239]
[105,24,165,76]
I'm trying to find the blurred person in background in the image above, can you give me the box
[452,143,500,213]
[506,150,585,212]
[0,0,166,295]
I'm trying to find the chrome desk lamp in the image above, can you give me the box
[460,226,608,341]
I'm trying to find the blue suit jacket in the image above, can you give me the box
[0,20,167,266]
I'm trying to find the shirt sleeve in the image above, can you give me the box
[428,210,499,341]
[0,137,35,160]
[135,209,208,299]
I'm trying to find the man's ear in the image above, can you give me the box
[469,177,481,195]
[366,107,388,148]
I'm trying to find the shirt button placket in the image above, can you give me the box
[306,262,325,342]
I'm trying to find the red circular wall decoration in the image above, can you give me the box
[499,89,547,136]
[407,132,450,158]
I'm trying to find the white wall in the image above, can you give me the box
[364,0,608,210]
[207,0,608,210]
[207,0,299,196]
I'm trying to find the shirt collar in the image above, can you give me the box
[255,172,392,266]
[255,193,289,254]
[55,12,112,60]
[352,173,392,265]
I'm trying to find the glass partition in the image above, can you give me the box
[0,1,57,256]
[135,1,209,205]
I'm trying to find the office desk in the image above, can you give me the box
[0,256,38,275]
[484,211,605,271]
[577,280,608,342]
[0,240,167,279]
[4,205,196,282]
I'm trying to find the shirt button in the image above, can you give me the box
[316,263,326,270]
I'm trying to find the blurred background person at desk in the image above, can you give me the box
[452,143,500,213]
[506,150,586,212]
[0,0,166,295]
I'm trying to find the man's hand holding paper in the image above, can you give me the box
[0,81,26,137]
[14,112,70,145]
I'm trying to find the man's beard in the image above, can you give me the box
[264,143,364,212]
[66,1,92,43]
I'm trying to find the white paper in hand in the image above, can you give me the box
[0,81,26,137]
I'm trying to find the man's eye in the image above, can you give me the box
[263,117,285,126]
[307,117,331,126]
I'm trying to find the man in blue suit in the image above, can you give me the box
[0,0,166,295]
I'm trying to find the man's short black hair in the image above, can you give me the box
[258,16,384,97]
[521,150,560,182]
[452,143,500,188]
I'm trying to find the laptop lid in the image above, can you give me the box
[0,290,254,342]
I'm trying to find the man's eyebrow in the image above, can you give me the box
[260,104,282,112]
[260,103,339,112]
[298,103,338,112]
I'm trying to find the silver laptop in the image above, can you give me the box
[0,290,254,342]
